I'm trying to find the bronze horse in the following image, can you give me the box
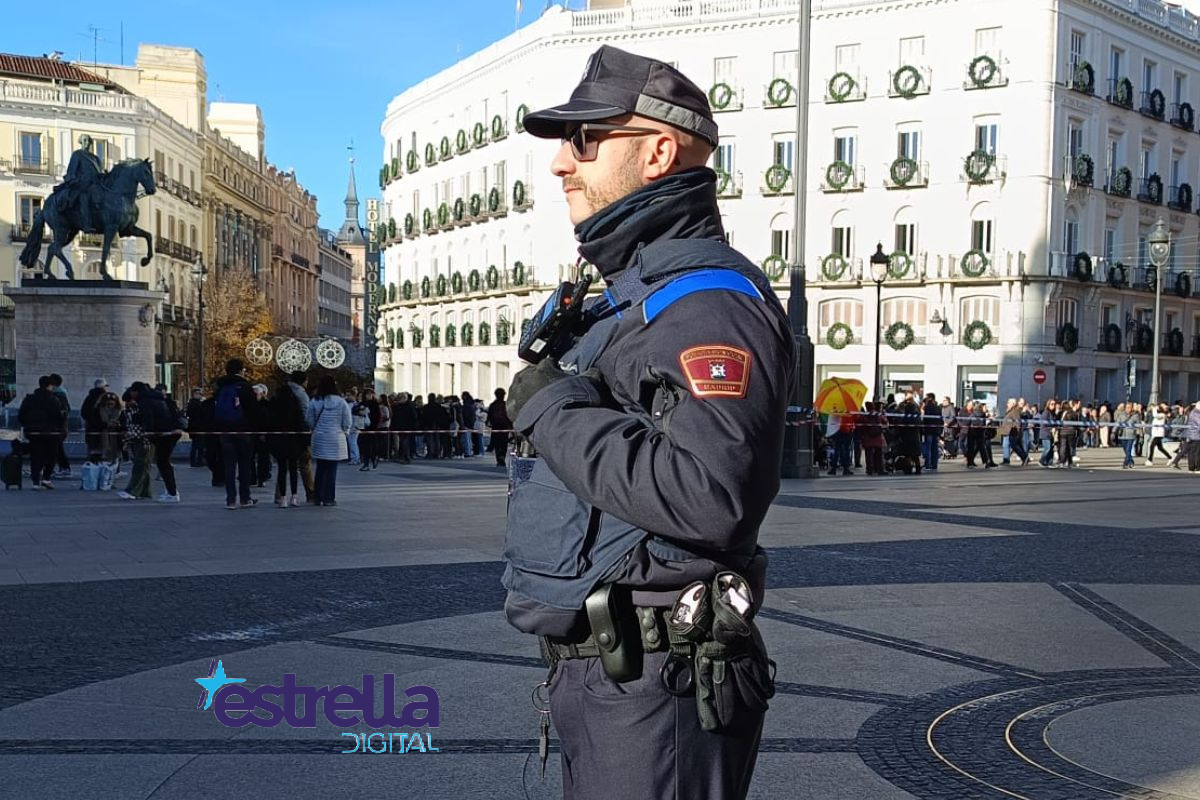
[18,158,157,280]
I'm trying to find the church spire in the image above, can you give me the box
[336,142,365,246]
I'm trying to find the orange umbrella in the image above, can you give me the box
[814,377,868,415]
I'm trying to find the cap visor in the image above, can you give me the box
[521,100,628,139]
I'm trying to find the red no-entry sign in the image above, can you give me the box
[1033,368,1047,385]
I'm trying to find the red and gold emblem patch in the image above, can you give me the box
[678,345,751,399]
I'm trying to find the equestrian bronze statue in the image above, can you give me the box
[18,135,157,280]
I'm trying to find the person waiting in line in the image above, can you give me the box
[271,376,309,508]
[486,388,511,468]
[1145,403,1172,466]
[1116,401,1140,469]
[307,375,352,507]
[858,402,887,476]
[146,382,183,503]
[1057,398,1081,468]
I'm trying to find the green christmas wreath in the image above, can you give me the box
[436,203,449,227]
[765,163,791,192]
[445,325,456,347]
[395,328,404,348]
[456,129,469,153]
[892,65,923,98]
[513,261,526,286]
[515,104,529,132]
[964,150,994,182]
[826,322,853,350]
[890,156,919,187]
[885,321,915,351]
[424,143,436,166]
[960,249,989,278]
[488,187,502,213]
[420,276,431,298]
[469,193,483,217]
[968,54,998,88]
[715,168,733,195]
[708,82,734,110]
[451,271,464,293]
[422,208,433,231]
[473,122,486,146]
[1059,322,1079,353]
[468,269,481,292]
[821,254,848,281]
[435,274,447,296]
[379,166,388,188]
[888,251,913,279]
[407,151,419,172]
[486,264,499,290]
[766,78,793,107]
[828,72,856,102]
[404,213,415,236]
[478,320,491,346]
[825,160,852,190]
[387,218,396,239]
[439,136,451,160]
[761,255,786,281]
[1072,61,1095,94]
[429,324,440,348]
[496,319,510,346]
[512,180,527,207]
[963,320,993,350]
[410,327,423,347]
[1072,251,1093,282]
[402,280,413,300]
[453,198,465,222]
[492,114,505,140]
[461,322,473,347]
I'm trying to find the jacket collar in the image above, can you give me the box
[575,167,724,281]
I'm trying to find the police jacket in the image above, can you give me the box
[503,168,796,636]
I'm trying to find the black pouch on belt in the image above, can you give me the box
[585,583,642,682]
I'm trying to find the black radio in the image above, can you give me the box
[517,274,594,364]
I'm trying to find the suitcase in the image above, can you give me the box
[98,462,116,492]
[80,461,102,491]
[2,452,22,490]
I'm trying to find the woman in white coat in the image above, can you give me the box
[306,375,352,506]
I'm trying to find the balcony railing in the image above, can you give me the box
[1137,176,1164,205]
[154,236,199,262]
[883,158,929,189]
[292,253,310,269]
[1139,89,1167,119]
[963,54,1008,90]
[715,169,743,198]
[1097,324,1123,352]
[1170,101,1196,130]
[962,152,1006,184]
[1107,77,1135,109]
[1168,183,1193,211]
[12,155,53,176]
[1192,334,1200,359]
[154,171,201,207]
[760,165,794,196]
[9,222,37,242]
[823,71,866,103]
[1105,168,1134,197]
[820,162,865,192]
[887,65,932,98]
[272,244,284,257]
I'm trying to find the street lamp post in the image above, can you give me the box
[156,277,169,387]
[869,244,889,402]
[1148,218,1170,406]
[191,256,208,388]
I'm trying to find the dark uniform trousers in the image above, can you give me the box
[550,650,764,800]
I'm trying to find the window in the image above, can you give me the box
[972,219,994,252]
[1069,31,1085,73]
[92,138,110,167]
[1143,60,1157,91]
[833,132,856,164]
[895,223,916,255]
[1107,135,1121,174]
[882,297,928,327]
[1067,121,1083,159]
[494,160,506,190]
[831,225,853,257]
[715,138,736,173]
[1111,47,1124,80]
[976,122,999,155]
[1063,217,1079,254]
[834,44,860,72]
[1104,227,1117,263]
[1056,298,1078,326]
[18,132,41,168]
[1140,145,1154,180]
[771,229,791,261]
[18,195,42,230]
[819,299,864,328]
[960,296,1000,327]
[897,130,921,160]
[1174,71,1186,106]
[713,56,736,85]
[899,36,925,65]
[1172,156,1183,187]
[975,27,1001,57]
[773,50,797,79]
[772,135,794,171]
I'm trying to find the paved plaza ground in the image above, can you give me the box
[0,447,1198,799]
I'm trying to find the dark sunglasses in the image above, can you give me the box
[563,123,661,162]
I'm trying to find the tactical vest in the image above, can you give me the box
[501,238,786,628]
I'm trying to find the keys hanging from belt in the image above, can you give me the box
[531,675,553,778]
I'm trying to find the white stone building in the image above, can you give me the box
[377,0,1200,408]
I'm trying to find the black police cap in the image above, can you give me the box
[522,45,718,147]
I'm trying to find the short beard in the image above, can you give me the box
[580,143,645,216]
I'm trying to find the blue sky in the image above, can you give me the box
[0,0,571,227]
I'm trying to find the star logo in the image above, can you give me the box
[195,659,246,711]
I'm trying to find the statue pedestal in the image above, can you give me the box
[4,280,163,403]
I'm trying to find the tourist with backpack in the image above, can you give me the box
[213,358,259,510]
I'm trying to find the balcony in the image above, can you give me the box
[1068,60,1095,94]
[8,222,36,242]
[272,243,284,258]
[12,155,54,176]
[963,53,1008,90]
[1170,101,1196,130]
[1105,168,1133,197]
[760,164,794,196]
[1139,89,1167,119]
[815,254,861,283]
[154,237,199,262]
[1163,328,1186,357]
[1168,183,1193,211]
[707,82,743,113]
[1097,324,1123,353]
[763,77,796,108]
[962,151,1006,184]
[824,71,866,103]
[1069,153,1095,187]
[715,169,743,198]
[291,253,310,269]
[1192,334,1200,359]
[887,65,931,98]
[820,162,865,192]
[1137,175,1164,205]
[1107,77,1135,109]
[883,158,929,189]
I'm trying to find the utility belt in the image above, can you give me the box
[537,574,775,734]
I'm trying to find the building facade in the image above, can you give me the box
[265,163,320,337]
[376,0,1200,408]
[0,51,203,396]
[318,227,355,341]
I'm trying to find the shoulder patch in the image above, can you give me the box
[679,345,752,399]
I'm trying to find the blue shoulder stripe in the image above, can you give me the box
[642,269,764,323]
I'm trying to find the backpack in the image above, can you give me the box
[214,383,245,425]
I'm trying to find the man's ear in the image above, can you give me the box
[642,133,681,180]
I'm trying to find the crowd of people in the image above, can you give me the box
[12,358,515,509]
[816,393,1200,475]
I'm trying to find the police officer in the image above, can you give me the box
[502,46,796,799]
